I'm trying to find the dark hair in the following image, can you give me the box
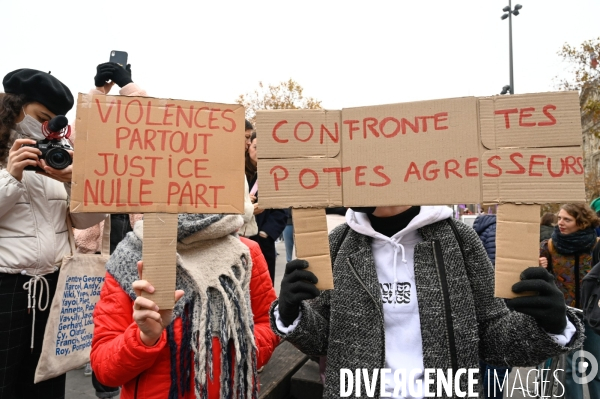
[244,132,257,182]
[245,119,254,131]
[560,203,600,230]
[0,93,27,163]
[540,213,557,226]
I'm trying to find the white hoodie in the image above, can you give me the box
[347,206,453,398]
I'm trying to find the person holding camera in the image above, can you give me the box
[0,69,107,398]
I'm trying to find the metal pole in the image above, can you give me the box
[508,0,514,94]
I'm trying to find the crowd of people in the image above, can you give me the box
[0,65,599,399]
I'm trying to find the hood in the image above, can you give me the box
[473,214,496,235]
[346,205,453,307]
[133,214,244,245]
[346,206,454,244]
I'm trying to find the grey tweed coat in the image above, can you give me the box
[269,219,585,399]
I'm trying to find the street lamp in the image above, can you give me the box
[500,1,522,95]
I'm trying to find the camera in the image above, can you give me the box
[23,115,73,171]
[24,139,73,171]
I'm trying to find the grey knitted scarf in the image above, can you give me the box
[106,214,258,399]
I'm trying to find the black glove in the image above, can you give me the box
[110,63,133,87]
[278,259,320,327]
[94,62,114,87]
[508,267,567,334]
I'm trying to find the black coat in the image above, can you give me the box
[540,225,554,242]
[473,214,496,266]
[248,175,287,240]
[270,219,585,399]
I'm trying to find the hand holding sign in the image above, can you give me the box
[508,267,567,334]
[133,260,184,347]
[278,259,320,327]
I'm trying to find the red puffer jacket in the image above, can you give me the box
[91,237,279,399]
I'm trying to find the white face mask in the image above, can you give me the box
[15,111,44,140]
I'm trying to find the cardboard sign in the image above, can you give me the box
[257,91,586,297]
[258,110,343,208]
[71,94,245,214]
[141,213,179,308]
[481,147,586,203]
[341,97,481,206]
[258,91,585,207]
[293,208,334,290]
[257,158,343,208]
[479,91,582,149]
[495,204,541,299]
[258,109,341,159]
[71,94,246,309]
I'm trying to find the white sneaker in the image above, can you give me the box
[84,363,92,376]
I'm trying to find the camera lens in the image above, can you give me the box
[46,148,72,170]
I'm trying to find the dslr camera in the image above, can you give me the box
[23,115,73,171]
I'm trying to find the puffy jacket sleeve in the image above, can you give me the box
[130,213,143,229]
[74,221,103,254]
[0,170,26,219]
[240,237,280,368]
[68,209,107,230]
[91,272,167,387]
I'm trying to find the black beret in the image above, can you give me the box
[245,119,254,131]
[2,69,74,116]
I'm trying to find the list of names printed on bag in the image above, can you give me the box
[55,275,104,356]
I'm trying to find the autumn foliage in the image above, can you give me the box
[236,79,322,127]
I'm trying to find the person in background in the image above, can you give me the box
[472,213,511,399]
[70,62,147,397]
[245,119,254,152]
[75,62,147,257]
[540,212,558,242]
[239,120,258,238]
[591,197,600,236]
[539,203,600,399]
[75,60,148,257]
[0,69,106,398]
[245,132,287,284]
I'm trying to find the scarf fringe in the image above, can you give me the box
[170,267,257,399]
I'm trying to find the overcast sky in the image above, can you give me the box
[2,0,599,121]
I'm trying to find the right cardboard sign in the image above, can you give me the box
[259,91,584,207]
[257,91,585,297]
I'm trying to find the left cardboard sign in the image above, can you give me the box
[71,94,245,214]
[70,94,246,308]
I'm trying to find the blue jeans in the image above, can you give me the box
[565,321,600,399]
[283,224,294,262]
[480,361,511,399]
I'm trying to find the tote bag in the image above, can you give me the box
[34,216,110,383]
